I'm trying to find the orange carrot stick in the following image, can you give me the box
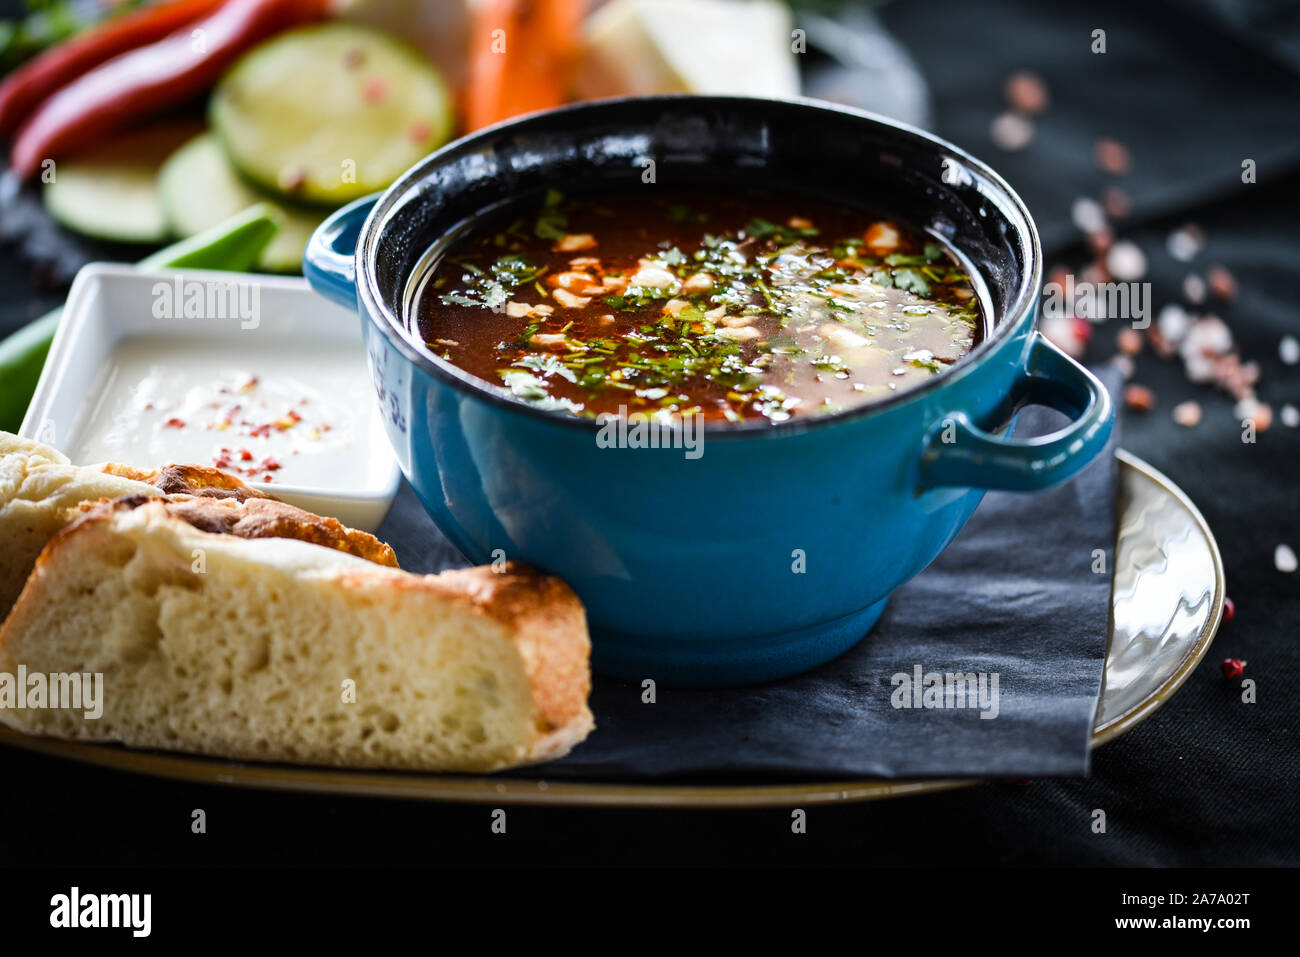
[465,0,583,132]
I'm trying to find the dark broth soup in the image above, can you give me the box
[412,188,985,424]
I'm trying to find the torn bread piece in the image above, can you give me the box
[0,433,163,615]
[0,432,395,616]
[0,500,593,771]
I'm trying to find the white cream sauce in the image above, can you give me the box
[70,335,380,490]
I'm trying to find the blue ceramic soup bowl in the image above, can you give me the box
[304,95,1112,687]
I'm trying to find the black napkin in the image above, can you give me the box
[378,368,1123,781]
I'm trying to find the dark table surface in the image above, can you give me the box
[0,0,1296,867]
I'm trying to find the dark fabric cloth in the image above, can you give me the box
[0,0,1296,866]
[374,376,1121,781]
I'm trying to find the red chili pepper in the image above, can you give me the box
[10,0,328,180]
[1221,658,1246,681]
[0,0,224,135]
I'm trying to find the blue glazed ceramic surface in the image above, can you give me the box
[304,96,1112,687]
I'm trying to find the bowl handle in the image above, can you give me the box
[918,332,1113,492]
[302,194,381,311]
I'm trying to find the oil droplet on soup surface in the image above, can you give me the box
[413,188,985,424]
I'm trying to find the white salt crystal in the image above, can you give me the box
[1280,335,1300,365]
[1158,303,1191,345]
[1107,240,1147,281]
[1180,316,1233,360]
[1071,197,1106,235]
[991,112,1034,151]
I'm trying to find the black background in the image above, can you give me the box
[0,0,1296,868]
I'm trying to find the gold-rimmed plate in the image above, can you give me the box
[0,450,1223,807]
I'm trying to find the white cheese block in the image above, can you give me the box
[575,0,800,100]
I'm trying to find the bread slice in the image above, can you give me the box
[0,433,162,615]
[0,432,396,617]
[0,500,593,771]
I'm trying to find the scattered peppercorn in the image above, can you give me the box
[1004,71,1049,114]
[1086,227,1115,256]
[1094,138,1132,175]
[1101,186,1131,219]
[1221,658,1246,681]
[1207,265,1237,302]
[1117,327,1143,355]
[1234,398,1272,432]
[1124,383,1156,411]
[1172,400,1202,427]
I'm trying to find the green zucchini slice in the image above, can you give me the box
[158,132,323,273]
[210,23,454,206]
[43,119,201,244]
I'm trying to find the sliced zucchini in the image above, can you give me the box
[43,119,202,244]
[210,23,454,205]
[158,133,325,273]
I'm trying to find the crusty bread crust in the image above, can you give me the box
[0,502,593,770]
[390,565,593,755]
[1,432,397,618]
[104,462,271,502]
[92,495,398,567]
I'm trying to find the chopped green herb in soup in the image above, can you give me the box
[413,189,985,423]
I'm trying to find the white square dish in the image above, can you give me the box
[21,263,401,532]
